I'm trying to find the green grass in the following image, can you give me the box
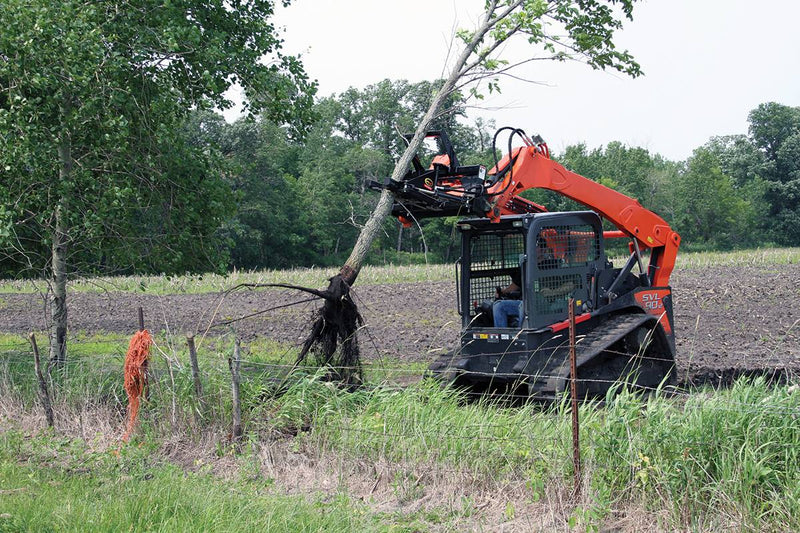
[0,330,427,392]
[264,376,800,530]
[0,431,380,532]
[1,247,797,295]
[3,363,799,531]
[0,331,426,436]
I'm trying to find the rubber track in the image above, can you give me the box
[538,313,655,394]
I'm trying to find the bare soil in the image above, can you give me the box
[1,263,799,385]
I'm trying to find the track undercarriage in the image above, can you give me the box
[430,312,676,400]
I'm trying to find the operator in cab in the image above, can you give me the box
[493,270,523,327]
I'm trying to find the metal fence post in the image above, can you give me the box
[229,338,243,442]
[569,298,581,497]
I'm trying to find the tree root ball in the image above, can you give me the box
[296,274,363,386]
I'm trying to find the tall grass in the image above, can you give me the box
[265,375,800,530]
[675,247,800,269]
[2,335,799,530]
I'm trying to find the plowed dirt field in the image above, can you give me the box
[2,263,799,385]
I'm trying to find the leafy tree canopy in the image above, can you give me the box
[0,0,316,277]
[745,103,800,244]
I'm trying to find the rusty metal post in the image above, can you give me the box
[136,306,150,401]
[568,298,581,497]
[29,333,54,428]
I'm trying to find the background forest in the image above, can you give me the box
[2,78,799,278]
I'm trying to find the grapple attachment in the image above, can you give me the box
[367,130,493,225]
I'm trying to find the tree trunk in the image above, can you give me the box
[337,8,495,285]
[295,6,500,382]
[50,123,71,366]
[396,224,403,252]
[50,205,68,365]
[338,188,396,285]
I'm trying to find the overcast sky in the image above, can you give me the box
[237,0,800,161]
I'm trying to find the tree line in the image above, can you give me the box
[199,93,800,270]
[3,2,797,289]
[3,79,799,279]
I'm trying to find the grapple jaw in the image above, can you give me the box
[369,166,493,224]
[367,130,493,225]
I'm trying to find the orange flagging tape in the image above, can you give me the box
[122,329,152,442]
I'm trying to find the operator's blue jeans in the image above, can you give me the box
[493,300,523,328]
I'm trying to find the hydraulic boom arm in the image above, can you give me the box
[485,142,681,287]
[370,129,681,287]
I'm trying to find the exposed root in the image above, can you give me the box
[212,277,364,386]
[296,274,363,386]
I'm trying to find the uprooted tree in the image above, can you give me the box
[296,0,644,384]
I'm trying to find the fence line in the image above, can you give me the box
[2,323,799,444]
[2,351,797,406]
[4,369,799,420]
[3,339,799,498]
[1,308,798,530]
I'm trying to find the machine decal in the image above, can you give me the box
[634,289,672,334]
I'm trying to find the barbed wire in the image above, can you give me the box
[2,348,796,386]
[0,339,800,377]
[5,370,799,421]
[0,333,762,363]
[5,392,799,464]
[1,328,795,362]
[1,353,790,386]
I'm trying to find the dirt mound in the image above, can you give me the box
[1,263,798,383]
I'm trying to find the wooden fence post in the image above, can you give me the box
[137,307,150,401]
[186,335,203,405]
[228,338,243,442]
[29,333,54,428]
[568,298,581,497]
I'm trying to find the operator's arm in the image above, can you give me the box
[498,281,521,296]
[497,270,522,298]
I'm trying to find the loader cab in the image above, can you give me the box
[457,212,604,331]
